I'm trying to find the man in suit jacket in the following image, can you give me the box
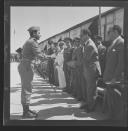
[103,25,124,82]
[103,25,124,120]
[62,38,74,93]
[80,29,101,112]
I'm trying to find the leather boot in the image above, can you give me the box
[22,104,37,118]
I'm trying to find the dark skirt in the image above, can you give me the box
[54,65,59,86]
[70,67,84,100]
[47,59,55,84]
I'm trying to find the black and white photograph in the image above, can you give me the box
[3,0,128,126]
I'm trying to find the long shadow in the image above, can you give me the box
[32,83,48,85]
[30,98,78,106]
[33,86,52,89]
[31,82,107,120]
[32,90,70,98]
[32,89,59,94]
[10,114,36,120]
[31,92,70,99]
[10,86,21,93]
[36,106,106,120]
[10,107,106,120]
[36,106,78,120]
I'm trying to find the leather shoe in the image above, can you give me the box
[22,110,38,118]
[28,109,38,116]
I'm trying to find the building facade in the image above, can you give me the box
[39,7,124,49]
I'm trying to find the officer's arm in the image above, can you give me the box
[31,41,44,58]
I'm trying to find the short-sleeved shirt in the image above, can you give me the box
[22,38,41,61]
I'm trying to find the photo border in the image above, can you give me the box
[4,0,128,126]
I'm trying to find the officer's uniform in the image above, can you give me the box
[18,27,41,117]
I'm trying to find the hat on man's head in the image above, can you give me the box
[27,26,40,33]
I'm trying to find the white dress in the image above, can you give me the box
[55,49,66,88]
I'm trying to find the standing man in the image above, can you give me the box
[70,37,83,101]
[80,29,101,112]
[18,26,43,118]
[63,37,74,93]
[46,40,55,85]
[103,25,124,120]
[94,35,106,77]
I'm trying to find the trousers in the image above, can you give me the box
[18,60,33,105]
[63,63,71,90]
[103,86,126,120]
[83,65,97,109]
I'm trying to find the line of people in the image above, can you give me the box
[45,29,104,113]
[44,25,126,120]
[17,25,126,120]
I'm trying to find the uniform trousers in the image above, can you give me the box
[18,60,33,105]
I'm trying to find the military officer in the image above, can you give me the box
[18,26,43,118]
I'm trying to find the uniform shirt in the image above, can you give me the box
[22,37,41,61]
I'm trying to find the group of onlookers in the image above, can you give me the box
[43,25,127,120]
[10,48,23,62]
[10,54,20,62]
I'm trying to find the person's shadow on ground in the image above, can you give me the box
[31,80,107,120]
[10,76,107,120]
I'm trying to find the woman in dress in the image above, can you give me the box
[54,41,66,89]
